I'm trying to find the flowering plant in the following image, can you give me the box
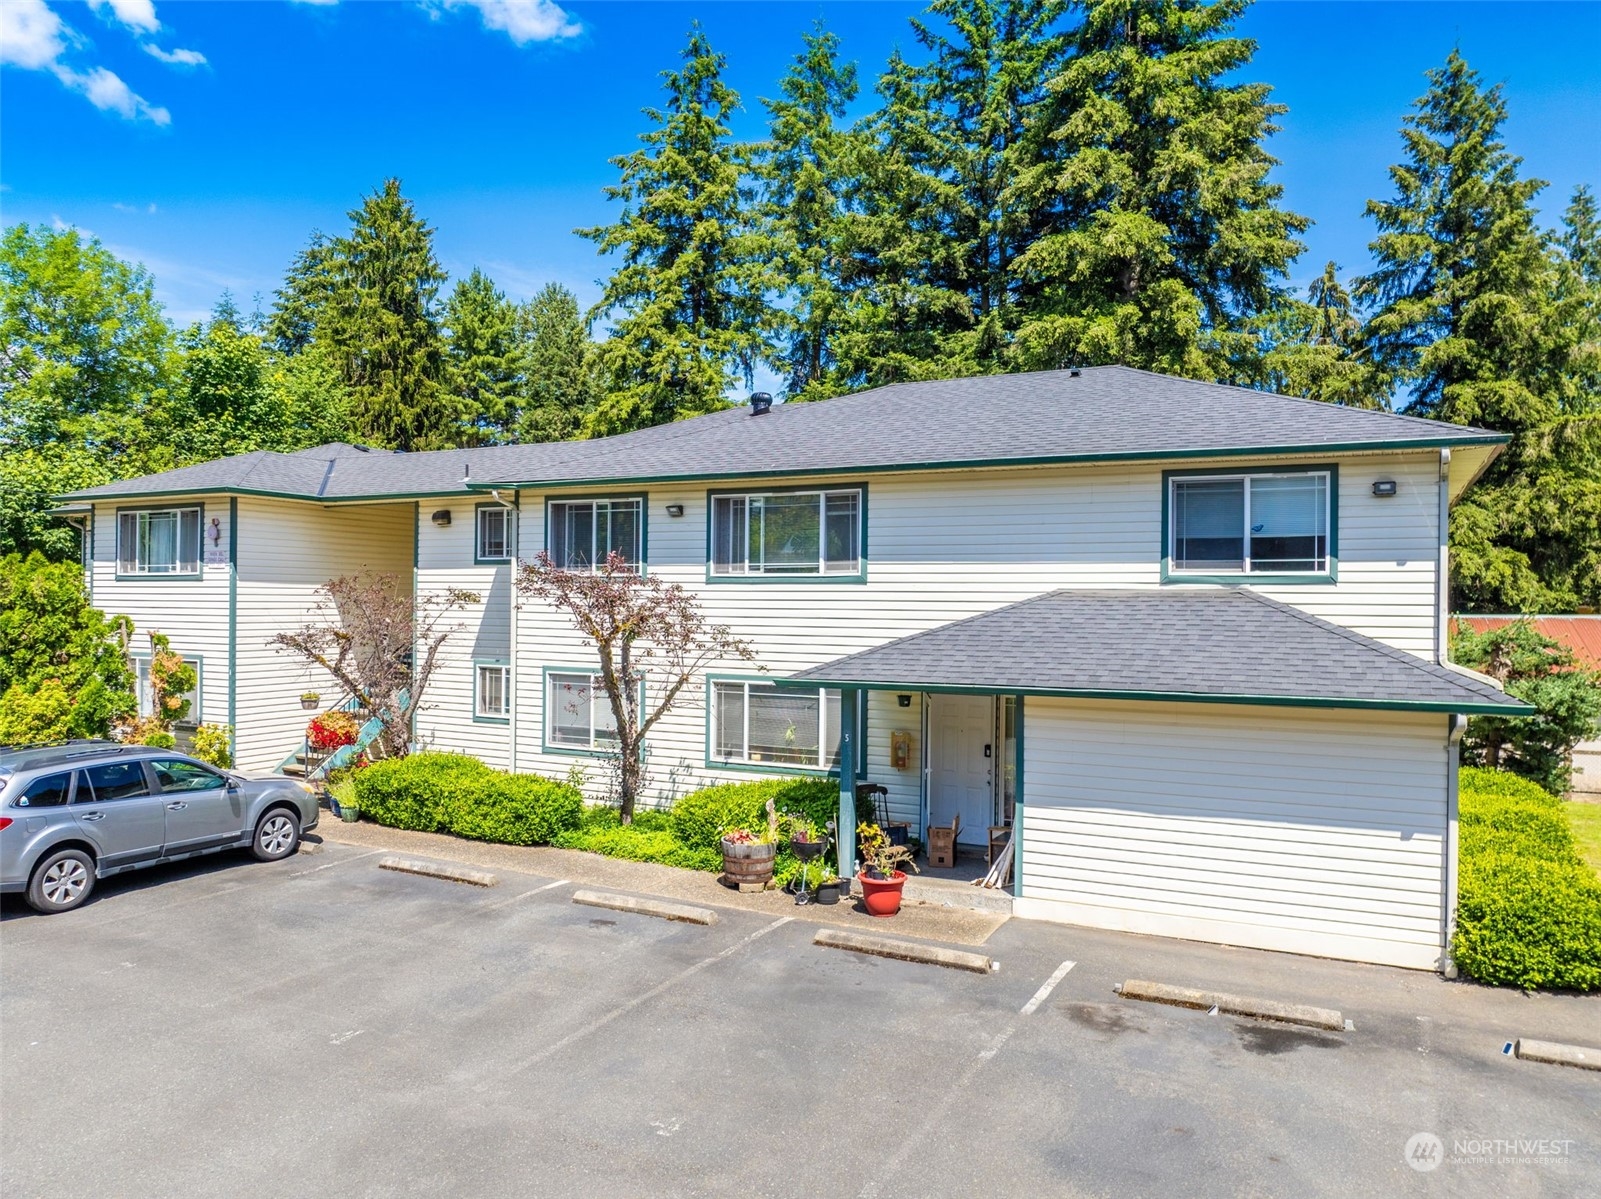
[307,710,359,752]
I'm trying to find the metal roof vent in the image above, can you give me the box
[749,392,773,416]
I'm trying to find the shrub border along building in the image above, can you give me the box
[1452,767,1601,992]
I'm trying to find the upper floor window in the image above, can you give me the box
[1169,470,1332,577]
[117,507,201,576]
[476,505,511,563]
[548,497,643,572]
[710,488,862,578]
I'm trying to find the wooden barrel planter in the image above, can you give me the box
[721,839,776,890]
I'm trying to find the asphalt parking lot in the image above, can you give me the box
[2,842,1595,1198]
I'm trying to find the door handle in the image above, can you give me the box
[80,812,105,821]
[166,802,188,811]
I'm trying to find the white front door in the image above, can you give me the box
[927,694,994,845]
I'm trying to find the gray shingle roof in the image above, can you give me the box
[787,588,1531,715]
[60,365,1504,503]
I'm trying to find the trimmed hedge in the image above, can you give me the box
[352,752,581,845]
[666,776,840,851]
[1452,767,1601,992]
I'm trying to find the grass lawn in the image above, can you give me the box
[1564,800,1601,875]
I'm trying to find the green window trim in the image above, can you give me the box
[702,673,866,778]
[114,502,207,582]
[472,660,511,724]
[705,483,868,584]
[473,501,514,564]
[543,492,649,575]
[539,665,641,758]
[1160,464,1339,585]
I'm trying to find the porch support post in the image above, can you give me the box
[838,686,859,877]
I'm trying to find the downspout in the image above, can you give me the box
[490,489,519,774]
[1440,713,1468,978]
[1436,448,1451,665]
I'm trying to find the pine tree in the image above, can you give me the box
[444,268,524,445]
[1552,186,1601,411]
[518,283,597,442]
[1253,262,1382,407]
[265,233,335,356]
[1012,0,1308,378]
[579,26,773,435]
[759,23,860,401]
[322,179,456,451]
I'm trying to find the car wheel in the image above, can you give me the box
[252,809,301,861]
[26,848,96,914]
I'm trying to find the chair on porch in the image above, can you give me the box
[857,784,910,847]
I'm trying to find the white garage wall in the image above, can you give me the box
[1016,698,1450,970]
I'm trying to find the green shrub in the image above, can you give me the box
[0,678,75,744]
[450,774,582,846]
[666,776,842,851]
[1453,852,1601,992]
[190,723,233,769]
[552,824,722,872]
[353,752,496,831]
[139,730,176,749]
[1452,767,1601,991]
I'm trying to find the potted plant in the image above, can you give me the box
[327,777,359,822]
[721,801,779,890]
[300,691,321,711]
[856,822,919,917]
[816,876,844,906]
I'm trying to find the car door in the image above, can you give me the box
[147,757,244,854]
[70,761,166,869]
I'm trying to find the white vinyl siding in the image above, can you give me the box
[118,507,201,576]
[1015,698,1448,970]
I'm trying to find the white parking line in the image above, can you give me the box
[485,915,795,1086]
[480,878,570,911]
[288,848,383,877]
[1020,959,1077,1015]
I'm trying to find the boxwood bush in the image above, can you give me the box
[352,752,581,844]
[666,776,841,851]
[1452,767,1601,992]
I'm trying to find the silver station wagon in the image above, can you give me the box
[0,741,319,914]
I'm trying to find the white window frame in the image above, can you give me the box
[544,671,621,753]
[117,507,202,577]
[476,505,511,563]
[1167,469,1332,577]
[546,497,645,573]
[133,655,202,727]
[710,679,845,772]
[474,663,510,721]
[709,488,863,577]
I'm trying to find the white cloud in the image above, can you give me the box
[144,43,205,66]
[113,201,159,214]
[2,0,174,124]
[88,0,159,35]
[0,0,67,70]
[442,0,581,45]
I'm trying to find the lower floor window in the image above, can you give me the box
[476,664,510,719]
[712,680,841,769]
[134,656,200,726]
[547,671,619,750]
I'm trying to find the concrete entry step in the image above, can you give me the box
[901,872,1013,915]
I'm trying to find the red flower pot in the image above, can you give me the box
[857,870,906,917]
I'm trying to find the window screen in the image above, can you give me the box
[549,499,642,570]
[710,489,862,576]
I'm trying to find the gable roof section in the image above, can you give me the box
[60,366,1505,504]
[788,588,1532,716]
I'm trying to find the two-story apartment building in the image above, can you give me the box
[59,367,1530,971]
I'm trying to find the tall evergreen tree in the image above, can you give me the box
[444,268,524,445]
[1012,0,1308,378]
[759,23,860,401]
[519,283,597,442]
[580,26,773,435]
[1252,262,1382,406]
[322,179,456,451]
[264,233,335,356]
[1358,52,1599,611]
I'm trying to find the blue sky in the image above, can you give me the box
[3,0,1598,329]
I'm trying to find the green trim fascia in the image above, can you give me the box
[701,672,863,778]
[1160,464,1339,585]
[468,435,1509,492]
[68,486,484,505]
[538,665,641,759]
[227,497,237,760]
[779,677,1533,717]
[1013,693,1024,900]
[473,501,514,564]
[112,501,207,582]
[703,482,868,585]
[472,659,511,725]
[543,492,650,575]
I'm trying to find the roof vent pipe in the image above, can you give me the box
[749,392,773,416]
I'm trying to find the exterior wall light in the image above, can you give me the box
[665,504,685,517]
[431,509,453,526]
[1371,480,1398,498]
